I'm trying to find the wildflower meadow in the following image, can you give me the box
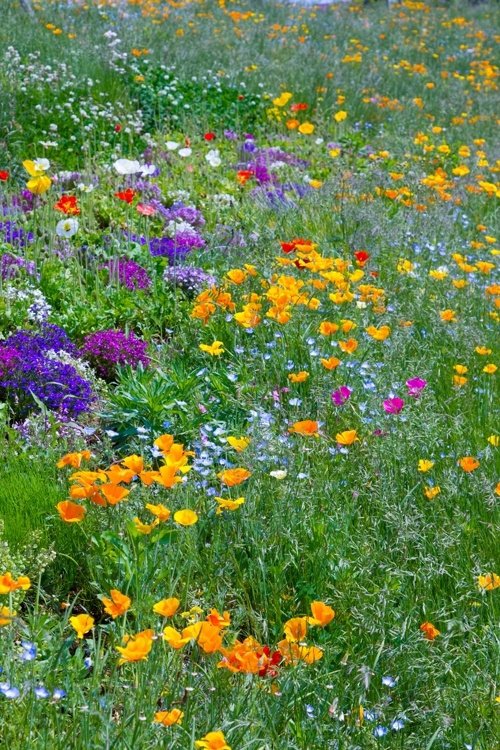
[0,0,498,747]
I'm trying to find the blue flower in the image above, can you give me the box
[373,726,388,738]
[391,718,405,731]
[20,641,37,662]
[34,685,50,699]
[0,682,20,699]
[382,675,397,687]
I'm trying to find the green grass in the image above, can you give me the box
[0,454,92,594]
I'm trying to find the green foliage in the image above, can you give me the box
[131,62,267,134]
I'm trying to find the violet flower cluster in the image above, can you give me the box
[106,258,151,291]
[0,253,37,280]
[0,325,93,419]
[149,232,205,262]
[81,329,149,380]
[163,265,216,296]
[0,220,34,249]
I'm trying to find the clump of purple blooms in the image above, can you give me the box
[1,253,37,280]
[106,258,151,291]
[0,220,34,248]
[149,232,205,262]
[0,324,93,419]
[163,266,216,296]
[148,201,206,262]
[7,324,78,357]
[81,329,149,380]
[152,201,206,228]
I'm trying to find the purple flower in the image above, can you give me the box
[331,386,352,406]
[0,346,21,376]
[150,200,206,228]
[106,258,151,291]
[0,220,34,248]
[383,397,405,414]
[7,324,78,357]
[406,377,427,397]
[81,329,149,380]
[0,327,93,419]
[149,232,205,262]
[163,265,216,296]
[1,253,37,280]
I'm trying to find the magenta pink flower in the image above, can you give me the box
[331,386,352,406]
[383,397,405,414]
[406,377,427,397]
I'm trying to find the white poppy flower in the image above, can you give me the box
[140,163,156,176]
[33,158,50,173]
[165,141,180,151]
[113,158,142,175]
[205,149,221,167]
[178,147,192,158]
[56,218,79,238]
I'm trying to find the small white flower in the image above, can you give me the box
[77,183,94,193]
[165,141,180,151]
[178,147,192,158]
[205,149,221,167]
[56,218,79,238]
[270,469,287,480]
[113,158,142,175]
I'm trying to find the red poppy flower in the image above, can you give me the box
[280,242,296,254]
[54,195,80,215]
[0,171,9,181]
[294,257,311,269]
[115,188,137,204]
[236,170,253,185]
[290,102,308,112]
[258,646,282,678]
[114,124,122,133]
[354,250,370,266]
[204,132,216,141]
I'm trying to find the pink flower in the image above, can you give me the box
[383,397,405,414]
[137,203,156,216]
[331,386,352,406]
[406,377,427,397]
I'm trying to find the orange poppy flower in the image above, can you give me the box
[102,589,131,619]
[420,621,440,640]
[288,420,319,437]
[458,456,480,472]
[217,468,251,486]
[56,500,86,523]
